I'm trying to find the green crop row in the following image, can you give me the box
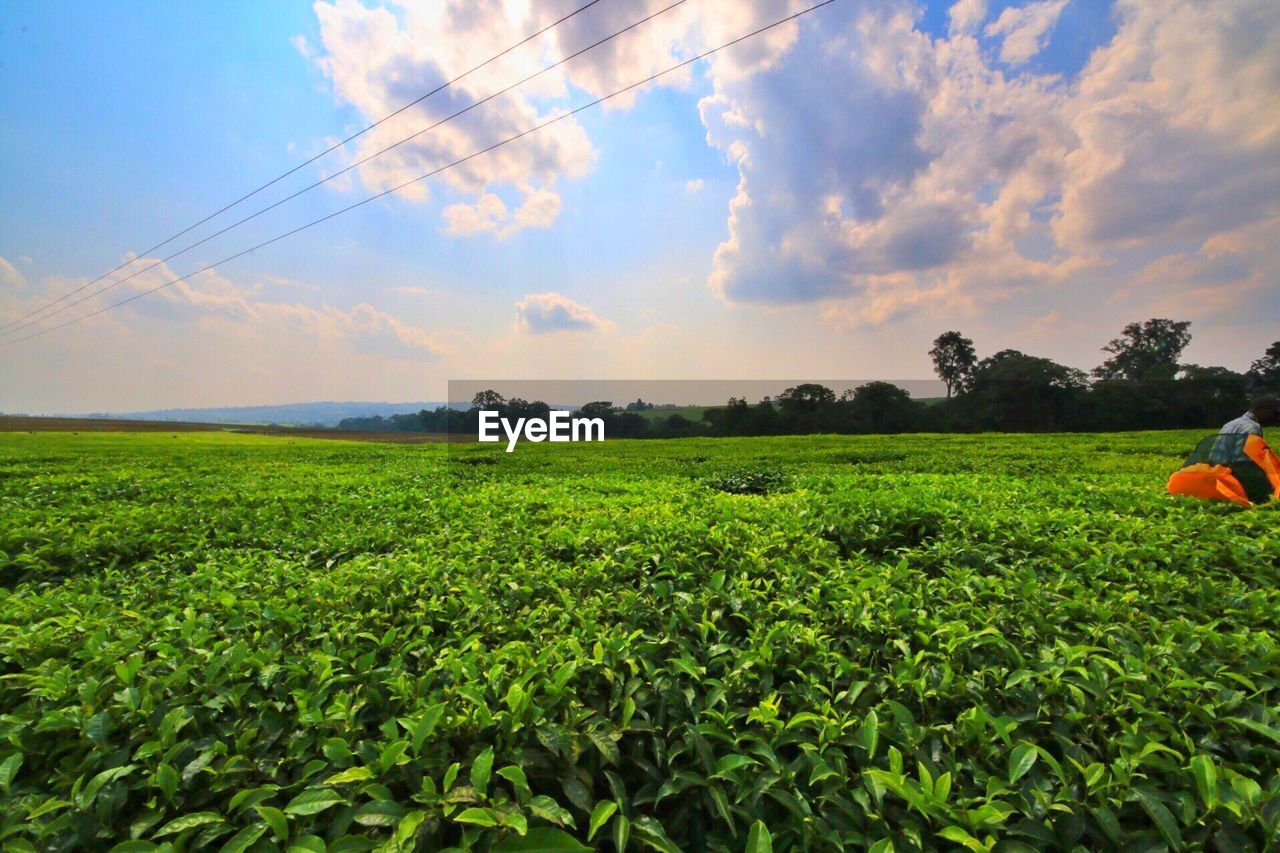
[0,431,1277,851]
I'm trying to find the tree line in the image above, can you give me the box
[337,322,1280,436]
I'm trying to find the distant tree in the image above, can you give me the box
[929,331,977,397]
[1247,340,1280,394]
[964,352,1088,431]
[1178,365,1249,426]
[776,383,837,415]
[471,390,506,410]
[505,398,551,422]
[844,381,920,433]
[705,397,754,436]
[624,398,653,411]
[976,349,1027,371]
[567,401,649,438]
[1084,380,1164,431]
[652,413,704,438]
[1093,319,1191,381]
[614,412,650,438]
[753,400,780,434]
[577,401,614,419]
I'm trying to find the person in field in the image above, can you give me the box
[1170,395,1280,506]
[1219,395,1278,437]
[1211,394,1278,462]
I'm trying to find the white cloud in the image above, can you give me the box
[0,258,442,362]
[511,189,562,232]
[685,178,705,193]
[0,256,26,289]
[683,0,1280,335]
[703,3,1037,306]
[441,189,561,238]
[442,192,508,236]
[948,0,988,35]
[305,0,811,231]
[1055,0,1280,251]
[309,0,596,220]
[325,302,441,360]
[514,292,610,334]
[986,0,1069,65]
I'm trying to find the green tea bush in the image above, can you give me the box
[702,469,789,496]
[0,431,1277,851]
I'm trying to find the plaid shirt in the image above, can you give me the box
[1219,411,1263,437]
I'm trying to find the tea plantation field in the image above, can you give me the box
[1,431,1278,851]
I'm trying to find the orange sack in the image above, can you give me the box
[1243,434,1280,501]
[1168,434,1280,508]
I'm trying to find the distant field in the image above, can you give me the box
[0,430,1276,850]
[0,415,451,443]
[0,415,227,433]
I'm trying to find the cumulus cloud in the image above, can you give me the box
[985,0,1069,65]
[309,0,603,231]
[306,0,813,234]
[1055,0,1280,251]
[688,0,1280,329]
[704,3,1023,307]
[441,189,561,238]
[514,292,610,334]
[303,0,1280,332]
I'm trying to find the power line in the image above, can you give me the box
[0,0,688,341]
[1,0,839,350]
[0,0,606,337]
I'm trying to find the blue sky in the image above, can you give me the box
[1,0,1277,412]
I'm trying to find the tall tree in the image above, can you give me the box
[470,390,506,410]
[929,331,977,398]
[1247,340,1280,394]
[1093,319,1191,381]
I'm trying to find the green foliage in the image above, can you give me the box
[0,430,1278,850]
[1093,318,1193,381]
[1249,340,1280,394]
[702,468,789,495]
[929,331,977,398]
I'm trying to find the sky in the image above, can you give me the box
[0,0,1277,413]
